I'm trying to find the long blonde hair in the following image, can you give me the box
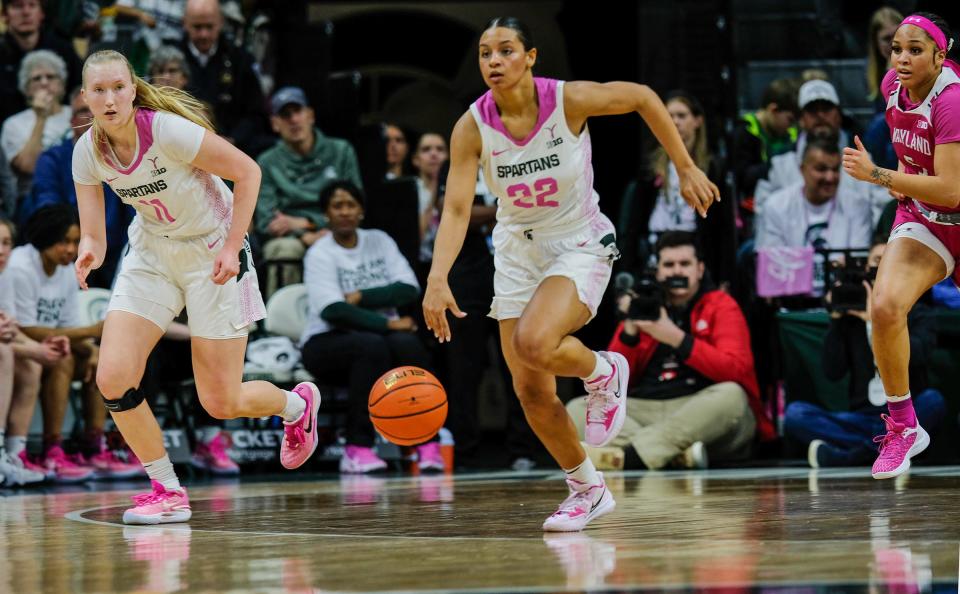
[866,7,903,101]
[82,50,214,165]
[650,91,710,182]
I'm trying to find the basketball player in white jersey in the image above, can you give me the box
[72,50,321,525]
[423,17,718,531]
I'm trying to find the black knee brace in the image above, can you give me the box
[103,387,146,412]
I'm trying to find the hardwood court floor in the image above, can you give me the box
[1,466,958,593]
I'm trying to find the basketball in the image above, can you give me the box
[368,366,447,446]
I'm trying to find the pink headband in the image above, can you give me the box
[900,15,948,51]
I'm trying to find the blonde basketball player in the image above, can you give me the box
[423,17,718,531]
[72,50,321,525]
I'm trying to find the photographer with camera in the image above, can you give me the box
[784,234,945,468]
[566,232,775,470]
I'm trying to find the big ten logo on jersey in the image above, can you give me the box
[382,367,427,389]
[147,156,167,177]
[916,120,929,130]
[545,123,563,149]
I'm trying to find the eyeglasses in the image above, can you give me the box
[153,67,182,76]
[29,73,59,83]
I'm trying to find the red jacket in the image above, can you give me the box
[608,289,776,442]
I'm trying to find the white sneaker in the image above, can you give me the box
[680,441,708,469]
[0,451,46,486]
[583,352,629,447]
[543,473,616,532]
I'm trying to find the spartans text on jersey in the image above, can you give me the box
[496,154,561,179]
[114,179,169,199]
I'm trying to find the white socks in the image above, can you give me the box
[143,454,181,491]
[5,436,26,458]
[582,352,613,382]
[281,390,306,424]
[564,456,601,489]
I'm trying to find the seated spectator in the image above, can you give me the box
[621,90,736,286]
[178,0,269,156]
[566,232,776,470]
[1,49,72,202]
[412,132,448,262]
[256,86,361,297]
[755,134,874,295]
[20,88,134,288]
[147,45,191,91]
[384,123,411,179]
[0,216,58,486]
[9,205,138,482]
[755,79,889,223]
[299,182,440,474]
[784,235,945,468]
[732,77,798,218]
[0,0,83,123]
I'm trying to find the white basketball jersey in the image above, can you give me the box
[469,78,603,235]
[73,109,233,239]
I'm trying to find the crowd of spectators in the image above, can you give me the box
[0,1,954,486]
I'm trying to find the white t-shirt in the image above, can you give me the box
[73,109,233,239]
[0,106,72,165]
[0,267,15,320]
[301,228,419,343]
[648,162,698,234]
[7,244,79,328]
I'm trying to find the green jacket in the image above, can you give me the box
[255,128,362,237]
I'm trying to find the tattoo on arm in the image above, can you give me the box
[871,167,893,188]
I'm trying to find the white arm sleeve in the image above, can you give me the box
[155,112,205,164]
[71,132,103,186]
[303,246,346,317]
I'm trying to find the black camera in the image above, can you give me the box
[615,271,689,321]
[825,250,877,312]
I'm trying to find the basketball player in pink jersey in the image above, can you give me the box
[423,17,718,531]
[72,50,321,524]
[843,12,960,479]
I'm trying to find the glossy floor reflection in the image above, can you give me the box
[1,467,958,593]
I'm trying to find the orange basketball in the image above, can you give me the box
[368,366,447,446]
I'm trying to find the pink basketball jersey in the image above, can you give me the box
[883,61,960,213]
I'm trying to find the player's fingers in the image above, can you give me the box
[448,298,467,319]
[854,135,866,152]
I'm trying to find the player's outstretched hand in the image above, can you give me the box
[677,165,720,218]
[211,248,239,285]
[422,277,466,343]
[75,250,99,290]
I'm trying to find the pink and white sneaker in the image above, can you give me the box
[339,445,388,474]
[123,480,192,525]
[872,414,930,479]
[191,432,240,476]
[18,450,52,479]
[280,382,322,470]
[543,473,616,532]
[89,448,144,479]
[583,352,629,447]
[416,441,444,473]
[43,445,95,483]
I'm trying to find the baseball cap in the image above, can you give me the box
[798,80,840,111]
[270,86,308,115]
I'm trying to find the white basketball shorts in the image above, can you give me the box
[489,214,617,321]
[109,224,266,339]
